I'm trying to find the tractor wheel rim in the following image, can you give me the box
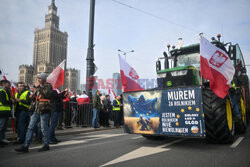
[226,99,233,131]
[240,96,246,123]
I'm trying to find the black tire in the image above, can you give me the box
[202,88,235,144]
[235,94,247,134]
[141,134,166,140]
[238,75,250,123]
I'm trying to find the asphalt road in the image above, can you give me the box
[0,127,249,167]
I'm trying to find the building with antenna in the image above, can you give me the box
[18,0,79,91]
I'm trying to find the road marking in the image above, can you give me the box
[100,138,185,167]
[29,133,125,150]
[131,136,143,140]
[230,137,244,148]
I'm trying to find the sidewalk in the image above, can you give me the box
[5,125,119,141]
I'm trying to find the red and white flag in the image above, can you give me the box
[0,69,7,80]
[10,81,18,97]
[47,60,66,89]
[77,94,91,104]
[119,55,144,92]
[109,89,116,105]
[200,36,235,98]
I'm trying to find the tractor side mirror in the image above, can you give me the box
[156,60,161,72]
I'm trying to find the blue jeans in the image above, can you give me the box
[71,108,77,123]
[24,112,50,148]
[49,112,60,142]
[18,111,30,142]
[92,108,99,128]
[0,117,8,141]
[35,118,42,141]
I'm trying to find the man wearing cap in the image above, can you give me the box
[15,73,53,152]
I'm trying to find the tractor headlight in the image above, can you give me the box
[157,73,166,78]
[171,70,188,76]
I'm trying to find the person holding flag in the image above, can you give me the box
[0,80,13,147]
[15,73,54,153]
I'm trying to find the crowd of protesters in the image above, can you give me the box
[0,72,124,152]
[92,90,123,129]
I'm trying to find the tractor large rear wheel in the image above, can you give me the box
[235,94,247,134]
[203,88,235,144]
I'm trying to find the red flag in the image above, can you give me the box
[118,55,144,92]
[200,36,235,98]
[47,60,66,89]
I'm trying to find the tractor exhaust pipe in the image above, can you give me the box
[163,52,169,69]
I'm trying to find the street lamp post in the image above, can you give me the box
[118,49,134,60]
[86,0,95,100]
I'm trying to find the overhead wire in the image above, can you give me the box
[110,0,200,34]
[110,0,250,55]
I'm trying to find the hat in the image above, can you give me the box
[37,73,47,82]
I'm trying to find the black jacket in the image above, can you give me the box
[104,99,112,112]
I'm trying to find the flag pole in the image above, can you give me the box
[11,106,15,143]
[11,81,16,143]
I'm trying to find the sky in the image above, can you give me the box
[0,0,250,84]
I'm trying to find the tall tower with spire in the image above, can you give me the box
[19,0,79,91]
[32,0,68,76]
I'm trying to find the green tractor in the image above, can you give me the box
[123,35,249,144]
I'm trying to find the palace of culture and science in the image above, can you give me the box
[18,0,80,92]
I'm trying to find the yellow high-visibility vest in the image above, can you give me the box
[113,99,120,111]
[15,90,30,109]
[0,89,11,111]
[232,82,237,90]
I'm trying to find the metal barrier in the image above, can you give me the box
[63,102,93,127]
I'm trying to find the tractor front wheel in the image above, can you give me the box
[203,88,235,144]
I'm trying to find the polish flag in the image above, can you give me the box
[0,69,7,80]
[47,60,66,89]
[109,89,116,105]
[119,55,144,92]
[200,36,235,98]
[10,81,18,97]
[77,94,91,104]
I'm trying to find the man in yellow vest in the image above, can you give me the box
[15,82,31,144]
[0,80,12,147]
[113,95,122,128]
